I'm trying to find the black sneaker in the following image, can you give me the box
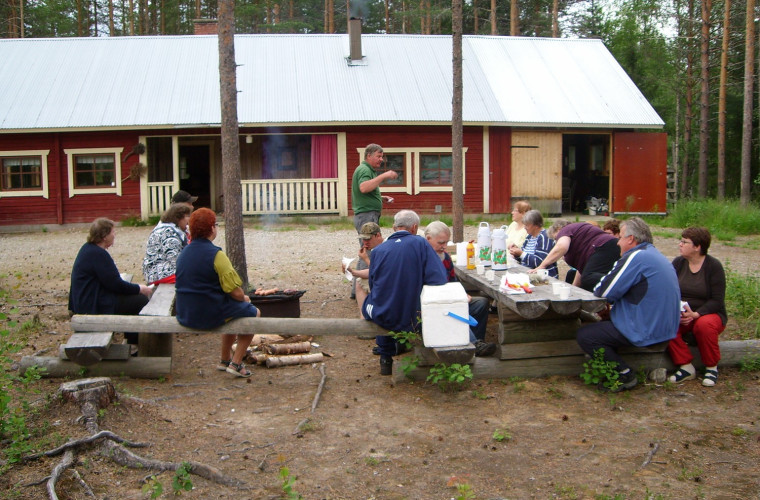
[474,340,497,357]
[379,356,393,376]
[599,370,638,392]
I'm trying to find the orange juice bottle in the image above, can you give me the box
[466,240,475,270]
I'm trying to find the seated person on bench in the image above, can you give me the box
[142,203,192,285]
[175,208,260,378]
[576,218,680,392]
[508,209,558,278]
[69,217,153,345]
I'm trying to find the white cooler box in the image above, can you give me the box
[420,282,471,347]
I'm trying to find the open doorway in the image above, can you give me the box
[179,145,211,208]
[562,134,610,214]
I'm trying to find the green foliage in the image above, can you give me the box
[492,427,512,442]
[141,475,164,499]
[120,214,150,227]
[731,427,747,437]
[739,356,760,372]
[725,270,760,339]
[663,200,760,237]
[455,481,476,500]
[279,466,302,500]
[398,355,420,378]
[389,330,419,352]
[172,462,193,494]
[580,349,621,392]
[427,363,473,392]
[0,286,46,469]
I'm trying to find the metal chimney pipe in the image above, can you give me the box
[349,18,362,61]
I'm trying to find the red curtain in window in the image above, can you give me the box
[310,135,338,178]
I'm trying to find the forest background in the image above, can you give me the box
[3,0,760,204]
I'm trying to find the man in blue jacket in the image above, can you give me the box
[576,217,680,391]
[362,210,447,375]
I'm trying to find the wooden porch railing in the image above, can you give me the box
[241,179,339,215]
[146,179,340,216]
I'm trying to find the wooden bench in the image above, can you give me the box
[137,283,176,357]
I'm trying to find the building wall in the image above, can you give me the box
[0,130,143,226]
[345,125,485,216]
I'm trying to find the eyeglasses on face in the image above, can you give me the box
[679,239,691,246]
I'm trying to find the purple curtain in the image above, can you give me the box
[310,135,338,178]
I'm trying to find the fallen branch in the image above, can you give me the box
[311,364,327,413]
[640,442,660,469]
[577,444,595,461]
[265,352,323,368]
[293,418,311,435]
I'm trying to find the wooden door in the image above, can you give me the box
[612,132,667,214]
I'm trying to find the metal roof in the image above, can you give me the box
[0,34,664,131]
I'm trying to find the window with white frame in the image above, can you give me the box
[65,148,123,197]
[0,150,50,198]
[355,147,466,195]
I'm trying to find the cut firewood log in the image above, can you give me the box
[263,341,311,355]
[265,353,323,368]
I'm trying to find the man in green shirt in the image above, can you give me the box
[350,143,397,297]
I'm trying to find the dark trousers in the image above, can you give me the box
[580,239,621,292]
[576,320,634,372]
[116,293,150,344]
[469,295,490,341]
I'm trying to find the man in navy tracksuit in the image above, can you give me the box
[576,217,680,391]
[362,210,447,375]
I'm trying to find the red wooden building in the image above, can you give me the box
[0,30,667,227]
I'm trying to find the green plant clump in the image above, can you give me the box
[172,461,193,494]
[580,348,621,391]
[427,363,473,392]
[279,466,303,500]
[739,356,760,372]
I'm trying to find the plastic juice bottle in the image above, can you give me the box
[466,241,476,269]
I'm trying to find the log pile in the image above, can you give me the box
[241,335,325,368]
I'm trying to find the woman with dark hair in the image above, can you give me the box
[667,227,727,387]
[175,208,260,378]
[69,217,153,344]
[142,203,192,285]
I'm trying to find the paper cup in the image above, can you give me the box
[551,282,564,295]
[485,270,495,282]
[558,285,571,300]
[476,264,485,275]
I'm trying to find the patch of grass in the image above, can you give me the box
[724,271,760,338]
[731,427,748,437]
[492,427,512,442]
[509,376,526,393]
[677,466,703,482]
[554,484,579,499]
[739,355,760,372]
[120,214,151,226]
[662,199,760,236]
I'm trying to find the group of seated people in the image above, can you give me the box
[68,194,726,389]
[68,191,260,378]
[351,203,726,390]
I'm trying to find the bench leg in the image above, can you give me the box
[138,333,173,358]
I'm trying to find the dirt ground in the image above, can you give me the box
[1,221,759,500]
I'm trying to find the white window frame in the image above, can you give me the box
[0,150,50,199]
[413,147,467,193]
[65,147,124,197]
[355,148,412,194]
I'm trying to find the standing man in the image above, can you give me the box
[576,218,680,392]
[351,144,397,297]
[362,210,447,375]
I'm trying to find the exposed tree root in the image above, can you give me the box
[22,377,247,498]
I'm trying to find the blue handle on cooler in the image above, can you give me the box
[446,311,478,326]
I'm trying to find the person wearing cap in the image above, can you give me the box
[171,190,198,207]
[343,222,384,316]
[350,144,397,298]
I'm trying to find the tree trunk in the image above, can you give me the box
[717,0,729,200]
[452,0,464,243]
[510,0,518,36]
[552,0,558,37]
[681,0,695,198]
[698,0,711,198]
[491,0,497,35]
[385,0,390,32]
[741,0,755,205]
[218,0,250,288]
[474,0,478,33]
[129,0,134,35]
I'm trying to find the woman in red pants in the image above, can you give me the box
[667,227,727,387]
